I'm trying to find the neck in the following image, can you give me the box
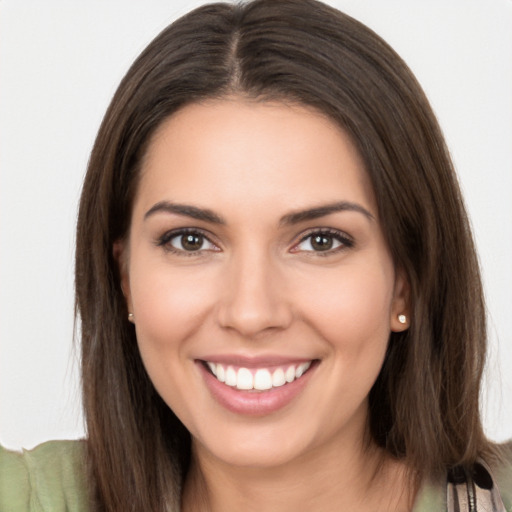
[181,435,414,512]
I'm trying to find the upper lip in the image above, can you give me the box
[197,354,316,368]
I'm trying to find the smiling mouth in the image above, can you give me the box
[202,360,315,391]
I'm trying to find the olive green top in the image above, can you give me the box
[1,440,512,511]
[0,441,88,511]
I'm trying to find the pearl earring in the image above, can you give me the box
[398,314,407,324]
[128,313,135,323]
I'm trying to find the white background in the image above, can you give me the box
[1,0,511,450]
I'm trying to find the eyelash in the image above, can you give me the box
[156,228,218,256]
[156,227,354,256]
[291,228,354,256]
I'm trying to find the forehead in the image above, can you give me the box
[135,98,376,218]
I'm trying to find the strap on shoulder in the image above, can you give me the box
[447,460,506,512]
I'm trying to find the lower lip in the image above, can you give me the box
[198,361,317,416]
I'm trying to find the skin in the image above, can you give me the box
[117,98,411,511]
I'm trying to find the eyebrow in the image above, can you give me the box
[144,200,374,225]
[144,201,226,224]
[279,201,374,225]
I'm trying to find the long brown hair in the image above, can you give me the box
[76,0,492,509]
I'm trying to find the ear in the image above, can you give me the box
[390,269,410,332]
[113,239,133,314]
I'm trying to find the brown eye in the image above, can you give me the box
[310,234,334,251]
[180,233,204,251]
[293,230,353,254]
[158,230,217,253]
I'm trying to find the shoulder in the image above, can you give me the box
[413,442,512,512]
[491,441,512,509]
[0,439,89,512]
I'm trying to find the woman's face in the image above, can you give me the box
[119,98,408,468]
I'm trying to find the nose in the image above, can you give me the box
[216,249,293,338]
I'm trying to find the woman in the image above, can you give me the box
[1,0,510,510]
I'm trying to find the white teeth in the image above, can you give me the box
[206,361,313,390]
[285,366,295,383]
[237,368,253,390]
[216,363,225,383]
[295,361,311,378]
[254,369,273,390]
[272,368,286,387]
[225,366,237,387]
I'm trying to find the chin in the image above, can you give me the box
[191,418,324,470]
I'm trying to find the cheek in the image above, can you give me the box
[295,260,395,357]
[297,263,395,416]
[128,261,219,424]
[129,259,218,355]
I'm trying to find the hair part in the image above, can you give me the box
[75,1,492,509]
